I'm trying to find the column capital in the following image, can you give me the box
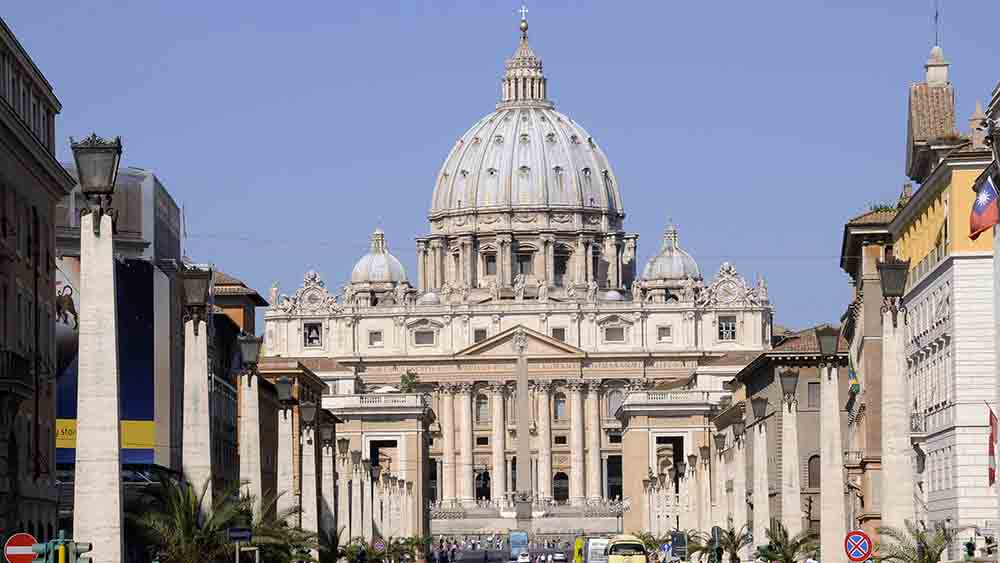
[567,378,586,393]
[437,382,457,395]
[488,381,509,396]
[530,380,552,393]
[585,379,603,395]
[456,381,474,394]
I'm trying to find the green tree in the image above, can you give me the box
[399,371,419,393]
[754,522,817,563]
[876,521,970,563]
[685,530,713,562]
[716,522,753,563]
[247,491,320,563]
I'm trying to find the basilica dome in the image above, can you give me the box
[351,228,407,284]
[428,19,623,221]
[642,224,701,282]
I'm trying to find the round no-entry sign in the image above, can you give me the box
[844,530,873,563]
[4,533,38,563]
[372,538,386,554]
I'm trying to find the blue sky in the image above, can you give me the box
[6,2,997,331]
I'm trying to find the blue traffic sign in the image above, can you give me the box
[844,530,873,563]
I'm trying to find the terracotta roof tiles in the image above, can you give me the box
[909,83,956,142]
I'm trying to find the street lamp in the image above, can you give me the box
[699,445,711,461]
[275,376,296,407]
[299,401,318,428]
[351,450,362,467]
[732,419,745,439]
[713,433,726,451]
[815,324,840,359]
[779,367,799,408]
[70,133,122,231]
[181,265,213,334]
[371,462,382,482]
[320,419,335,446]
[238,333,263,371]
[750,396,768,421]
[877,257,910,328]
[675,461,687,478]
[338,438,351,458]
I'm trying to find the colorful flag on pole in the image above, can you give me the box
[847,356,861,395]
[970,175,1000,241]
[989,406,998,486]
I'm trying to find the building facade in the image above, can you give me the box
[892,46,997,538]
[262,16,774,539]
[0,15,76,544]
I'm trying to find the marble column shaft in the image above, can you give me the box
[276,408,297,521]
[491,383,508,501]
[182,317,212,509]
[880,314,915,529]
[321,443,336,539]
[73,212,123,563]
[780,392,803,537]
[535,382,553,500]
[300,426,321,560]
[752,422,770,553]
[732,436,749,556]
[337,459,351,538]
[569,381,586,505]
[372,480,384,537]
[699,459,712,534]
[821,365,847,563]
[239,372,263,519]
[362,468,374,541]
[458,384,475,506]
[585,384,602,500]
[350,466,363,540]
[440,387,456,504]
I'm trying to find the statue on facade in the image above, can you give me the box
[394,283,408,306]
[440,282,453,303]
[755,275,769,303]
[679,276,698,302]
[342,285,355,306]
[489,279,501,302]
[460,284,471,303]
[566,284,577,300]
[537,279,549,301]
[513,274,527,301]
[587,280,598,303]
[269,282,279,307]
[631,281,644,302]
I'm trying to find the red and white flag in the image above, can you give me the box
[989,406,998,486]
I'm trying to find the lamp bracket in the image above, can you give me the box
[881,296,908,328]
[183,305,208,336]
[80,195,118,236]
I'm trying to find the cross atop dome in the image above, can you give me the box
[499,4,549,108]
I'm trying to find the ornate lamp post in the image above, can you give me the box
[180,264,214,509]
[70,134,124,563]
[237,333,264,513]
[749,396,770,553]
[815,324,848,563]
[778,367,803,536]
[275,376,299,518]
[877,257,916,529]
[299,401,321,557]
[319,411,337,541]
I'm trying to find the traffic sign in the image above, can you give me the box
[845,530,873,563]
[229,528,253,542]
[4,533,38,563]
[372,538,387,554]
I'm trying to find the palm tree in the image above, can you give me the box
[128,476,244,563]
[716,522,753,563]
[755,522,817,563]
[246,491,320,563]
[876,521,969,563]
[685,530,713,562]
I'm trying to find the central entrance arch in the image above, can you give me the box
[475,471,491,500]
[553,472,569,502]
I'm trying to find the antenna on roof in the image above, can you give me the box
[933,0,940,46]
[181,203,189,261]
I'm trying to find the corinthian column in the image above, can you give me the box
[438,384,457,505]
[568,379,586,506]
[320,425,337,541]
[778,368,803,537]
[586,382,603,500]
[490,382,508,502]
[698,448,712,534]
[535,381,553,500]
[457,382,475,506]
[821,363,847,563]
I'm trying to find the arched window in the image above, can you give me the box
[607,390,624,416]
[807,455,821,489]
[475,471,491,500]
[553,472,570,502]
[476,394,490,423]
[553,392,567,421]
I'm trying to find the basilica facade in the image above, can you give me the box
[262,16,774,539]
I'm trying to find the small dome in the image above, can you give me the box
[642,223,701,281]
[602,289,625,302]
[416,292,441,306]
[351,228,407,284]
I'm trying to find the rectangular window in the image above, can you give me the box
[414,330,435,346]
[368,330,383,347]
[303,322,322,347]
[474,328,488,343]
[516,253,533,275]
[475,436,489,446]
[718,315,737,341]
[807,382,820,408]
[551,327,566,342]
[554,254,569,286]
[608,432,622,444]
[554,435,568,445]
[604,326,625,343]
[657,325,672,342]
[485,254,497,275]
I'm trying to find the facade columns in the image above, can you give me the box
[182,315,213,509]
[276,407,297,520]
[498,234,512,287]
[300,424,321,560]
[362,462,374,541]
[752,412,770,555]
[338,456,352,539]
[880,311,915,529]
[698,452,712,534]
[586,382,602,500]
[604,236,619,288]
[439,384,457,505]
[575,235,587,285]
[239,371,263,518]
[416,241,427,292]
[490,382,508,502]
[430,240,442,289]
[462,236,474,287]
[821,364,848,563]
[457,383,475,506]
[584,241,594,283]
[780,370,803,537]
[568,380,586,505]
[73,212,123,563]
[535,381,553,500]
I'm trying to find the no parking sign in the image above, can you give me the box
[844,530,873,563]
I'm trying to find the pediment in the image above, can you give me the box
[455,325,585,358]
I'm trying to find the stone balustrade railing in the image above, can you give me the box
[325,393,428,411]
[623,390,717,405]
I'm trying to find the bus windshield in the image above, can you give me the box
[510,531,529,558]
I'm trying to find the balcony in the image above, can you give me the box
[617,390,721,418]
[323,392,429,419]
[844,450,863,467]
[0,349,33,403]
[910,413,927,443]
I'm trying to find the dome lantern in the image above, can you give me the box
[500,7,549,108]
